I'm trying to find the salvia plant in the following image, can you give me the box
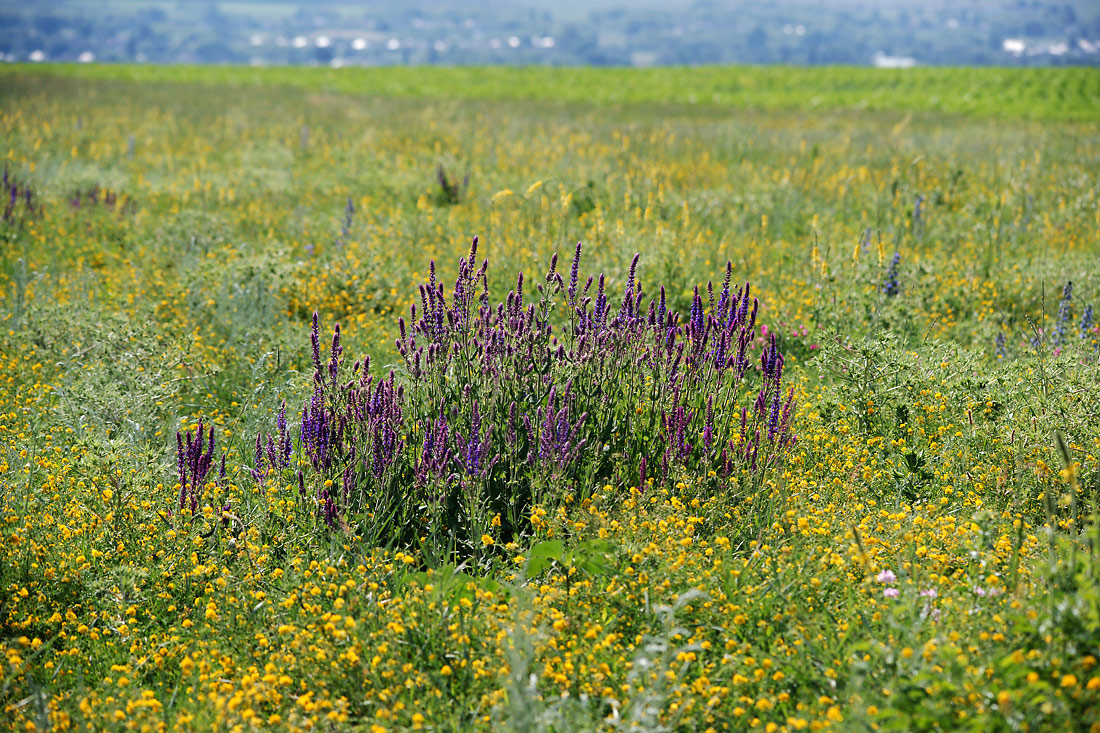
[239,238,796,565]
[174,418,226,518]
[2,168,40,226]
[68,183,136,215]
[436,164,469,206]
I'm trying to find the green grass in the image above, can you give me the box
[8,63,1100,122]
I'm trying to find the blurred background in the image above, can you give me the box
[2,0,1098,67]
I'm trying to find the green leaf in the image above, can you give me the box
[525,540,565,577]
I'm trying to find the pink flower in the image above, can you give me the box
[876,569,897,584]
[883,588,900,598]
[919,589,938,598]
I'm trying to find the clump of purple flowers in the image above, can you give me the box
[250,237,798,559]
[1003,280,1098,362]
[68,183,135,215]
[2,169,40,225]
[175,418,226,517]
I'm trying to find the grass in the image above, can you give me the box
[0,66,1099,731]
[7,63,1100,122]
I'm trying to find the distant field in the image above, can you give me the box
[10,63,1100,122]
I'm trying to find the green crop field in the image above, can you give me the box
[19,64,1100,121]
[1,65,1098,731]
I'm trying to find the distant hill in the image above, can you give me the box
[2,0,1098,67]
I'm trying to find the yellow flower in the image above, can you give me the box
[481,534,494,546]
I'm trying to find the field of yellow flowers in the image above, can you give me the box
[1,67,1099,731]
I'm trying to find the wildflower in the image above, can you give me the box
[882,252,901,296]
[876,569,897,583]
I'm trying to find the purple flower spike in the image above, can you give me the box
[310,312,323,384]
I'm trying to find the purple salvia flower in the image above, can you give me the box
[252,432,266,485]
[278,402,291,467]
[310,312,322,384]
[265,434,278,474]
[567,242,582,306]
[620,253,640,320]
[690,286,703,339]
[593,274,607,332]
[768,393,781,442]
[329,324,342,385]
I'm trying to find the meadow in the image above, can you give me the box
[1,65,1099,731]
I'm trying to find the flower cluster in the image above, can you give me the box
[2,168,39,225]
[253,239,796,558]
